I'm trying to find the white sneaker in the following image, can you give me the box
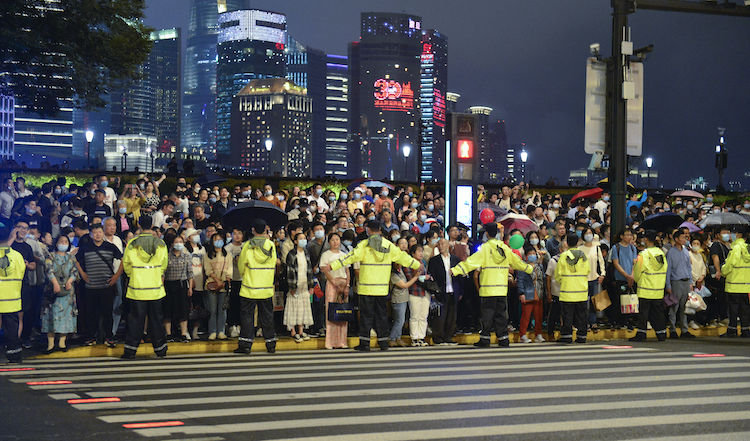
[689,321,700,330]
[230,326,240,338]
[534,334,546,343]
[208,333,216,341]
[520,335,532,343]
[301,333,311,341]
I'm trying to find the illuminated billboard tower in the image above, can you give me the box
[349,12,422,181]
[216,9,286,162]
[419,29,448,183]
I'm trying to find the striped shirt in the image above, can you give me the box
[76,240,122,289]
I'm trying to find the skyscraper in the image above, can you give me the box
[419,29,448,182]
[182,0,246,161]
[349,12,423,181]
[446,92,460,113]
[0,95,13,160]
[324,54,349,178]
[488,119,509,184]
[468,106,493,184]
[215,9,286,162]
[230,78,312,177]
[286,37,327,177]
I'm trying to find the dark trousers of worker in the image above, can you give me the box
[457,281,480,331]
[123,299,167,357]
[479,296,509,343]
[635,298,667,340]
[560,301,588,342]
[1,312,22,362]
[430,293,457,344]
[726,293,750,335]
[547,296,562,337]
[238,297,276,351]
[358,295,389,347]
[83,287,115,343]
[20,285,41,341]
[227,281,242,327]
[706,278,727,321]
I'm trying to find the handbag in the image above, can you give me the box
[663,289,679,307]
[685,293,707,312]
[327,297,354,322]
[620,288,639,314]
[592,289,612,312]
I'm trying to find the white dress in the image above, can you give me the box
[283,250,314,330]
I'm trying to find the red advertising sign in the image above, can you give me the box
[373,79,414,112]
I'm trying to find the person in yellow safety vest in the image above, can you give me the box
[322,220,421,352]
[629,230,668,342]
[720,231,750,338]
[451,223,533,348]
[554,232,591,344]
[0,226,26,363]
[234,218,278,354]
[121,216,169,359]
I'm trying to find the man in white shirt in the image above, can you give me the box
[0,178,16,222]
[151,200,175,230]
[307,184,329,213]
[427,239,461,345]
[96,175,118,212]
[593,192,610,223]
[14,177,32,199]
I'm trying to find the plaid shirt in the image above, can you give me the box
[165,250,193,282]
[403,266,427,297]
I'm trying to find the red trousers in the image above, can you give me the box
[520,300,543,336]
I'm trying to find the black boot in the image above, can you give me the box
[629,331,647,342]
[497,338,510,348]
[557,337,573,344]
[266,341,276,353]
[233,346,251,354]
[474,338,490,348]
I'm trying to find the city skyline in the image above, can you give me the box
[144,0,750,187]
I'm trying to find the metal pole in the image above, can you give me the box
[609,0,629,238]
[86,141,90,169]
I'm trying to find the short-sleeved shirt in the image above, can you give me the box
[610,243,637,282]
[390,270,409,304]
[76,240,122,289]
[709,241,730,276]
[545,255,561,297]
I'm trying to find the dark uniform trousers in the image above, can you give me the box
[123,299,168,357]
[479,296,509,342]
[1,312,22,362]
[238,297,276,351]
[358,295,389,347]
[560,300,588,342]
[635,298,667,340]
[546,296,562,336]
[727,293,750,334]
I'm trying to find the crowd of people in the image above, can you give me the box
[0,172,749,362]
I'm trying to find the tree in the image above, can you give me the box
[0,0,153,116]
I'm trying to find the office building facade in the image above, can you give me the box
[468,106,493,184]
[182,0,246,161]
[0,95,14,160]
[230,79,312,177]
[324,54,349,177]
[103,134,156,172]
[419,29,448,182]
[349,12,423,181]
[488,119,508,184]
[216,9,286,162]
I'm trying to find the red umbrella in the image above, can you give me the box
[499,213,538,235]
[570,188,603,204]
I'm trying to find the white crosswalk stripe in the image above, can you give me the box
[9,344,750,441]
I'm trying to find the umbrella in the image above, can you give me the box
[698,212,750,231]
[596,178,635,191]
[195,173,227,186]
[477,202,508,220]
[58,193,77,204]
[640,212,684,233]
[499,213,538,236]
[570,188,603,204]
[362,180,394,190]
[671,190,704,199]
[679,221,701,233]
[220,200,288,232]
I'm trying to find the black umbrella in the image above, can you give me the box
[195,173,227,186]
[640,212,684,233]
[698,212,750,231]
[220,200,288,232]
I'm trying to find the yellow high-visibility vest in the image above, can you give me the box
[0,247,25,313]
[451,239,532,297]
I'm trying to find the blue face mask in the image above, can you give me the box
[343,240,353,247]
[173,243,185,251]
[100,181,108,188]
[118,207,127,214]
[57,244,69,252]
[213,239,224,249]
[576,230,582,238]
[602,195,610,202]
[298,239,308,248]
[527,254,538,263]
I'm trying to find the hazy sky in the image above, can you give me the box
[145,0,750,187]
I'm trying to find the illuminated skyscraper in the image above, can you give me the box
[468,106,493,183]
[0,95,13,160]
[419,29,448,182]
[349,12,422,181]
[182,0,246,161]
[215,9,286,163]
[324,54,349,177]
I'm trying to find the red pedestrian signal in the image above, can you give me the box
[457,140,473,160]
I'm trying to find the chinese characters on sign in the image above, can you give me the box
[373,79,414,112]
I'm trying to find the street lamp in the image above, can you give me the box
[265,139,273,151]
[402,144,411,181]
[85,130,94,169]
[120,144,127,172]
[520,149,528,183]
[265,139,273,175]
[645,156,653,189]
[146,147,154,173]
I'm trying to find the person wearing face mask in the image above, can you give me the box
[183,228,205,340]
[665,230,695,339]
[163,236,194,342]
[411,210,431,235]
[555,233,593,344]
[578,227,606,332]
[687,236,708,330]
[275,191,287,211]
[262,185,281,208]
[41,235,78,354]
[708,228,732,327]
[224,228,246,338]
[307,222,328,337]
[113,200,135,235]
[516,247,545,343]
[347,188,368,214]
[0,178,17,224]
[451,223,534,348]
[593,192,610,223]
[202,233,231,341]
[740,200,750,216]
[719,231,750,338]
[307,184,330,214]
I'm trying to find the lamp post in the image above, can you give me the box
[645,156,653,189]
[146,147,154,173]
[85,130,94,169]
[520,149,528,183]
[120,144,127,172]
[402,144,412,181]
[265,139,273,175]
[715,128,727,192]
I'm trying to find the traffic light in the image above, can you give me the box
[457,140,473,160]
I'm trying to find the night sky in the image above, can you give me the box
[145,0,750,188]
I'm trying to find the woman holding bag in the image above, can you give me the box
[319,232,350,349]
[202,233,231,340]
[41,235,79,353]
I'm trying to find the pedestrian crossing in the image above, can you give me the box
[4,344,750,440]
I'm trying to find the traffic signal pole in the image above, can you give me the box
[607,0,749,237]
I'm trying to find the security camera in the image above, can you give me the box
[589,43,600,56]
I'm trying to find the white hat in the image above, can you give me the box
[183,227,200,239]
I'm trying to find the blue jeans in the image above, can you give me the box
[205,290,227,335]
[389,302,408,341]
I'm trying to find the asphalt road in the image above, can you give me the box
[1,338,750,441]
